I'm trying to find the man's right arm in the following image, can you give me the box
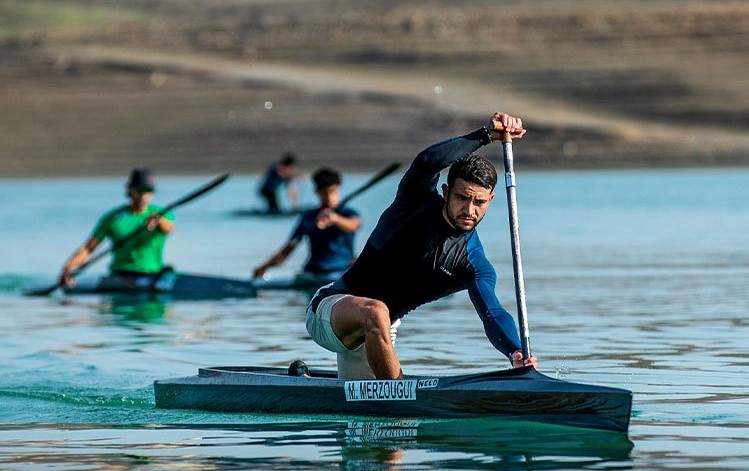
[253,240,298,278]
[59,210,115,286]
[253,217,304,278]
[59,237,100,286]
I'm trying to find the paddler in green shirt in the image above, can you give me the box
[58,168,175,287]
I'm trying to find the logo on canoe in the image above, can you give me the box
[344,378,439,401]
[417,378,439,388]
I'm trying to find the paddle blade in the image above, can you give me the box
[164,173,230,212]
[23,283,63,297]
[339,162,401,207]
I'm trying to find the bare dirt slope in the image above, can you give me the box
[1,0,747,176]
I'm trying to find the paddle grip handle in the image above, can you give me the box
[490,122,525,137]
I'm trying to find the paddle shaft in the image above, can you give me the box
[339,162,400,208]
[497,126,532,359]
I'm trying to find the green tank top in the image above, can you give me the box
[92,204,175,274]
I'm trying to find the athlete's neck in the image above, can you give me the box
[129,202,148,214]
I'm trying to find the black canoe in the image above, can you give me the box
[25,272,257,299]
[230,208,303,218]
[25,271,341,299]
[154,365,632,432]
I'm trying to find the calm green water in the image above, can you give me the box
[1,169,748,470]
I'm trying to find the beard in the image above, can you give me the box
[444,206,482,232]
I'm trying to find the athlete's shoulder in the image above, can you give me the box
[291,209,320,236]
[464,228,484,250]
[464,230,494,273]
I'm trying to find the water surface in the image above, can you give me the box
[1,169,748,469]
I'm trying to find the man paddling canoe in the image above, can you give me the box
[257,152,300,213]
[254,167,361,284]
[58,168,175,288]
[306,112,538,379]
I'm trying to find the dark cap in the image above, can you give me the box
[127,168,155,192]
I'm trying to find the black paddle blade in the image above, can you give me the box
[339,162,401,207]
[164,173,230,212]
[24,283,63,297]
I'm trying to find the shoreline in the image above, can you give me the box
[1,44,745,178]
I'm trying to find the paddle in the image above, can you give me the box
[494,122,532,360]
[27,173,230,296]
[338,162,401,208]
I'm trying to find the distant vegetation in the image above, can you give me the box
[0,1,145,36]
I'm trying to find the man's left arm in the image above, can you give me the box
[466,245,537,368]
[467,273,523,363]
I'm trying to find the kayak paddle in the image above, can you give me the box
[26,173,230,297]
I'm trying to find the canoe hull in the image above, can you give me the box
[154,366,631,432]
[230,208,302,218]
[63,273,257,299]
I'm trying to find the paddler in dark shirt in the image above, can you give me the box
[257,152,299,213]
[254,167,361,282]
[306,112,539,379]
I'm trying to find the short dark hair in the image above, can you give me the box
[312,167,341,190]
[287,360,309,377]
[280,152,297,166]
[447,154,497,191]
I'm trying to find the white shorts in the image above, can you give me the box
[306,291,401,379]
[305,293,352,354]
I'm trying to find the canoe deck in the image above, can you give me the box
[154,365,632,432]
[252,272,339,292]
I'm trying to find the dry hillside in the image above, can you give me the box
[1,0,747,176]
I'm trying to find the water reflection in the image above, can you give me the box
[170,418,633,469]
[0,419,633,469]
[55,292,169,323]
[339,418,633,469]
[100,293,169,323]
